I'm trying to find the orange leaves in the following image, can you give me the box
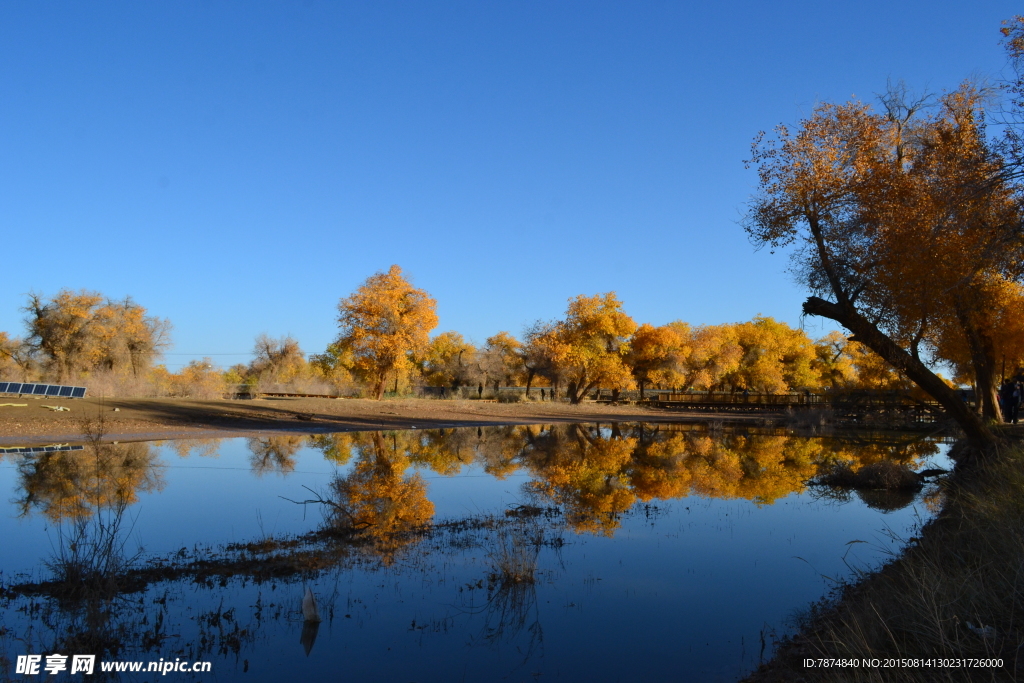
[683,324,742,390]
[14,442,164,522]
[934,276,1024,384]
[746,101,886,251]
[627,322,689,393]
[419,331,476,389]
[325,431,436,559]
[745,77,1024,431]
[336,265,438,399]
[23,290,169,382]
[725,316,819,393]
[479,331,524,388]
[545,293,637,403]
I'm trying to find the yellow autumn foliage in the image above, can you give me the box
[335,265,438,399]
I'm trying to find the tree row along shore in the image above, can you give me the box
[0,270,992,408]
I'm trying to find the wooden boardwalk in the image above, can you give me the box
[645,391,945,424]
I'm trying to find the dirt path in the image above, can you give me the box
[0,396,763,445]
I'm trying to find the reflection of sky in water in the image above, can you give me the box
[0,428,951,681]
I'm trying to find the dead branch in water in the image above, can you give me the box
[279,485,370,529]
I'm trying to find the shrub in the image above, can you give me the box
[810,460,923,491]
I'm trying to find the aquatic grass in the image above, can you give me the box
[486,525,541,588]
[467,522,546,658]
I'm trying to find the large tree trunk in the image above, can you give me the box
[954,302,1001,422]
[803,296,995,449]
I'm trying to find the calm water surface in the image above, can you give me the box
[0,424,950,682]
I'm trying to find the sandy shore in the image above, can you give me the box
[0,395,757,445]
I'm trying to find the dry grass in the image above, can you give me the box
[487,525,541,587]
[746,444,1024,682]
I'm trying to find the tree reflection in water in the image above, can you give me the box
[8,435,156,667]
[0,422,944,679]
[323,431,435,561]
[15,441,164,521]
[246,434,305,476]
[299,424,942,538]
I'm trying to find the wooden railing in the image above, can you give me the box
[643,390,945,423]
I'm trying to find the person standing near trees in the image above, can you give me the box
[1000,380,1015,422]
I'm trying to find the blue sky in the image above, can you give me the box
[0,2,1018,369]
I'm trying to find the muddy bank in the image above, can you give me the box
[0,395,778,445]
[742,440,1024,682]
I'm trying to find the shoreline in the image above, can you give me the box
[742,437,1024,682]
[0,395,782,446]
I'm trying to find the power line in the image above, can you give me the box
[161,353,254,355]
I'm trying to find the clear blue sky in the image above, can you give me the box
[1,2,1018,369]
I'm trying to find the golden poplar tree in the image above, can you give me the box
[549,293,637,404]
[682,324,743,391]
[335,265,438,400]
[744,84,1023,447]
[725,317,818,393]
[419,331,476,390]
[24,290,169,382]
[626,322,689,398]
[479,331,523,391]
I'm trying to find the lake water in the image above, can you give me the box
[0,423,951,682]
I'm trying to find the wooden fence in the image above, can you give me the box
[644,390,946,424]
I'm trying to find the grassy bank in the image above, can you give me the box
[745,439,1024,682]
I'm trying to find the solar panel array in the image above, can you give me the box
[0,444,84,454]
[0,382,86,398]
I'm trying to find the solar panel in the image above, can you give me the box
[0,383,87,398]
[0,444,83,454]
